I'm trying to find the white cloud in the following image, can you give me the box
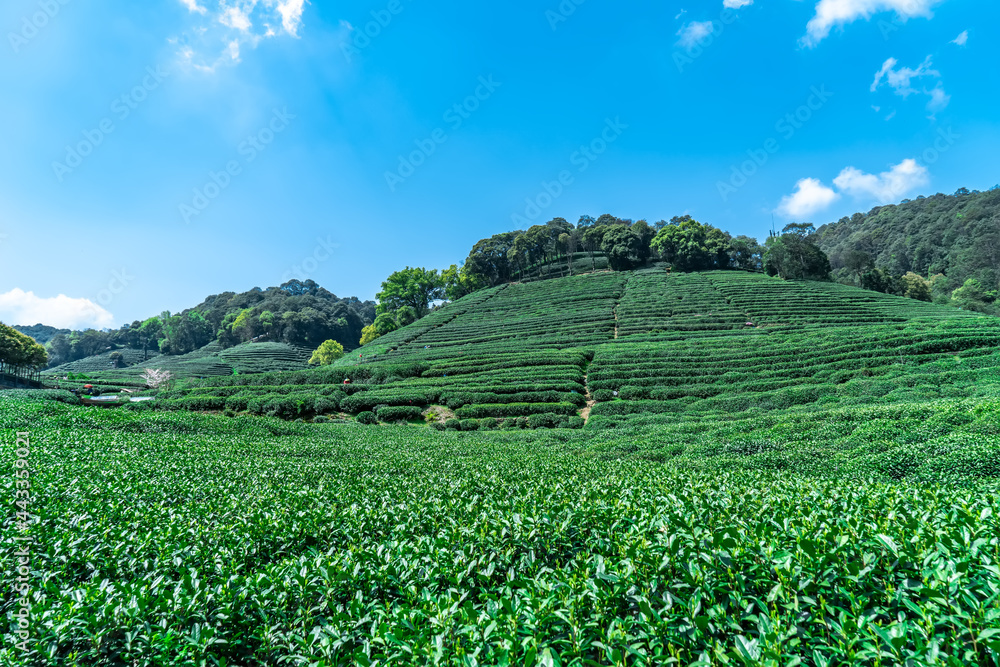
[174,0,307,72]
[951,30,968,45]
[220,4,253,31]
[0,289,114,330]
[802,0,941,47]
[871,56,949,115]
[723,0,753,7]
[777,178,841,218]
[833,158,929,203]
[871,56,935,95]
[926,84,950,113]
[676,21,715,49]
[275,0,306,37]
[179,0,208,15]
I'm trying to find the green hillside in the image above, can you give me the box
[815,187,1000,311]
[42,341,314,393]
[158,270,1000,432]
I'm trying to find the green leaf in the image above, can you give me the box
[734,636,760,662]
[874,534,899,557]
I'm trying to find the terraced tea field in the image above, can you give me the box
[158,271,1000,432]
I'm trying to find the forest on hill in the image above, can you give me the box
[816,187,1000,313]
[30,280,376,368]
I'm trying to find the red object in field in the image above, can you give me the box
[83,384,93,388]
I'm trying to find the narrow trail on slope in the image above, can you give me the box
[578,366,595,424]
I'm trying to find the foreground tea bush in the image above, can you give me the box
[2,395,999,666]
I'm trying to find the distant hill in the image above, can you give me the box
[43,279,376,368]
[42,340,315,393]
[815,187,1000,296]
[13,324,70,345]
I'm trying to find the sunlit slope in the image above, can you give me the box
[166,269,1000,426]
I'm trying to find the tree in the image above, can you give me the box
[860,268,900,295]
[258,310,275,338]
[900,272,932,301]
[782,223,816,237]
[601,225,642,271]
[582,227,606,271]
[0,323,48,377]
[139,317,164,359]
[729,235,763,271]
[376,267,444,317]
[650,219,731,271]
[763,231,832,280]
[559,232,577,275]
[441,264,479,301]
[843,251,874,284]
[141,368,173,390]
[463,232,521,287]
[395,306,418,327]
[359,325,378,346]
[359,312,399,346]
[951,278,995,312]
[309,339,345,366]
[631,220,655,264]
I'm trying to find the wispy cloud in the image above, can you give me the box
[723,0,753,8]
[871,56,949,116]
[951,30,968,46]
[179,0,208,15]
[801,0,942,47]
[676,21,715,49]
[173,0,308,72]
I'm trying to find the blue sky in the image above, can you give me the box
[0,0,997,329]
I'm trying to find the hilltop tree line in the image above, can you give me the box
[816,187,1000,315]
[363,216,831,344]
[0,322,48,376]
[37,280,376,369]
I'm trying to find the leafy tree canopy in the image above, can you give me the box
[376,267,445,317]
[309,339,345,366]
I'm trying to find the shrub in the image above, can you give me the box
[356,411,377,425]
[444,419,462,430]
[528,413,561,429]
[313,415,329,423]
[592,389,615,402]
[378,406,423,422]
[454,402,578,419]
[313,396,338,414]
[460,419,480,431]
